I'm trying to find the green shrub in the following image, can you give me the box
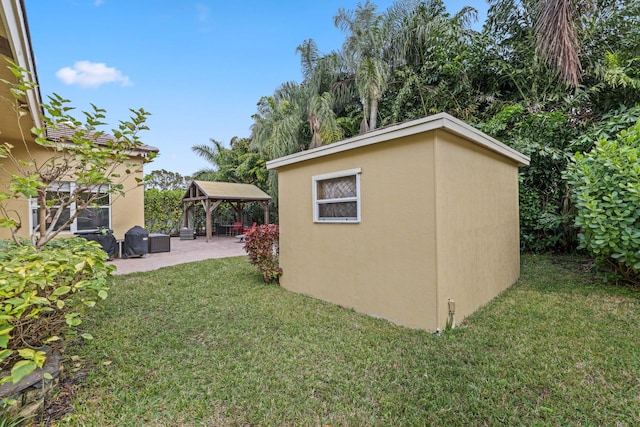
[144,189,184,235]
[244,225,282,283]
[481,105,579,253]
[565,120,640,284]
[0,238,111,385]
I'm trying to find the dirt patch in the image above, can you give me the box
[42,371,87,425]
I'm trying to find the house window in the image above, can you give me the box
[313,168,361,223]
[30,182,111,233]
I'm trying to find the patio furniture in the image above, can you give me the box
[229,222,243,236]
[75,228,117,260]
[148,233,170,253]
[243,222,257,234]
[122,225,148,258]
[180,228,195,240]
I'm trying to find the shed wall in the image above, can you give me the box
[277,133,439,330]
[433,130,521,326]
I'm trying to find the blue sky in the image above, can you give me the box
[25,0,487,177]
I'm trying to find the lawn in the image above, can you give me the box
[50,255,640,426]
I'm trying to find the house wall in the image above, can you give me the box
[0,138,148,241]
[433,130,521,327]
[277,133,439,330]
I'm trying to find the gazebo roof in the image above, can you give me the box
[183,181,271,202]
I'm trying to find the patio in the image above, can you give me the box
[109,236,247,275]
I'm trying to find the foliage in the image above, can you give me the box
[145,169,190,191]
[0,238,111,385]
[565,120,640,285]
[243,224,282,283]
[192,137,268,188]
[236,0,640,254]
[190,137,273,223]
[144,189,184,235]
[0,61,155,249]
[480,104,580,252]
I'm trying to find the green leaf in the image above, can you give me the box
[17,348,36,359]
[11,360,37,383]
[52,286,71,296]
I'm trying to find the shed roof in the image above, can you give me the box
[184,181,271,202]
[266,112,530,170]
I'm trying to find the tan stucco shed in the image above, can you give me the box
[266,113,530,331]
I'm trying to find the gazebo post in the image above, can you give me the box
[262,201,269,225]
[183,202,189,228]
[205,199,212,243]
[235,202,242,223]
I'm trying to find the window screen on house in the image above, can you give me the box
[30,182,111,233]
[313,168,361,223]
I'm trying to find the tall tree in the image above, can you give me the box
[383,0,479,122]
[192,137,267,188]
[334,0,391,132]
[296,39,343,148]
[145,169,190,191]
[534,0,590,87]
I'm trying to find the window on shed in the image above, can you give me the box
[313,168,361,223]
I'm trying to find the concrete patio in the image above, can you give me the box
[110,236,247,275]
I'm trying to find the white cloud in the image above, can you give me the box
[55,61,132,88]
[94,0,105,6]
[195,3,211,32]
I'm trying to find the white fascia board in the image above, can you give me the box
[266,112,530,170]
[1,0,43,129]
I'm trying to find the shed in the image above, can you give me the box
[266,113,530,331]
[182,181,271,242]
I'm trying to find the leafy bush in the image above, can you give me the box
[0,238,111,385]
[565,120,640,285]
[144,189,184,235]
[481,105,580,253]
[244,225,282,283]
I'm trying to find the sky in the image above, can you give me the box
[25,0,488,177]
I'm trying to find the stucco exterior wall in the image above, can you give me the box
[433,130,521,327]
[0,138,148,241]
[277,133,439,330]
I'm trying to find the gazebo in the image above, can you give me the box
[182,181,271,242]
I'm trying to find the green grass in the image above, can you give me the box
[55,255,640,426]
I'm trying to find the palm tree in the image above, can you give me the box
[296,39,343,148]
[534,0,588,87]
[250,82,307,160]
[334,0,391,132]
[191,139,224,181]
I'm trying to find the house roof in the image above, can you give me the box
[0,0,43,140]
[45,125,159,155]
[183,181,271,202]
[266,112,530,170]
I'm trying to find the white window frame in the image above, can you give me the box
[29,182,112,234]
[312,168,361,223]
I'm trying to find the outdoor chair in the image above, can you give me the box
[229,222,243,236]
[243,222,257,234]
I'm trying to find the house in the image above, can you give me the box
[266,113,530,331]
[0,0,158,241]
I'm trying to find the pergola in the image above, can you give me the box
[182,181,271,242]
